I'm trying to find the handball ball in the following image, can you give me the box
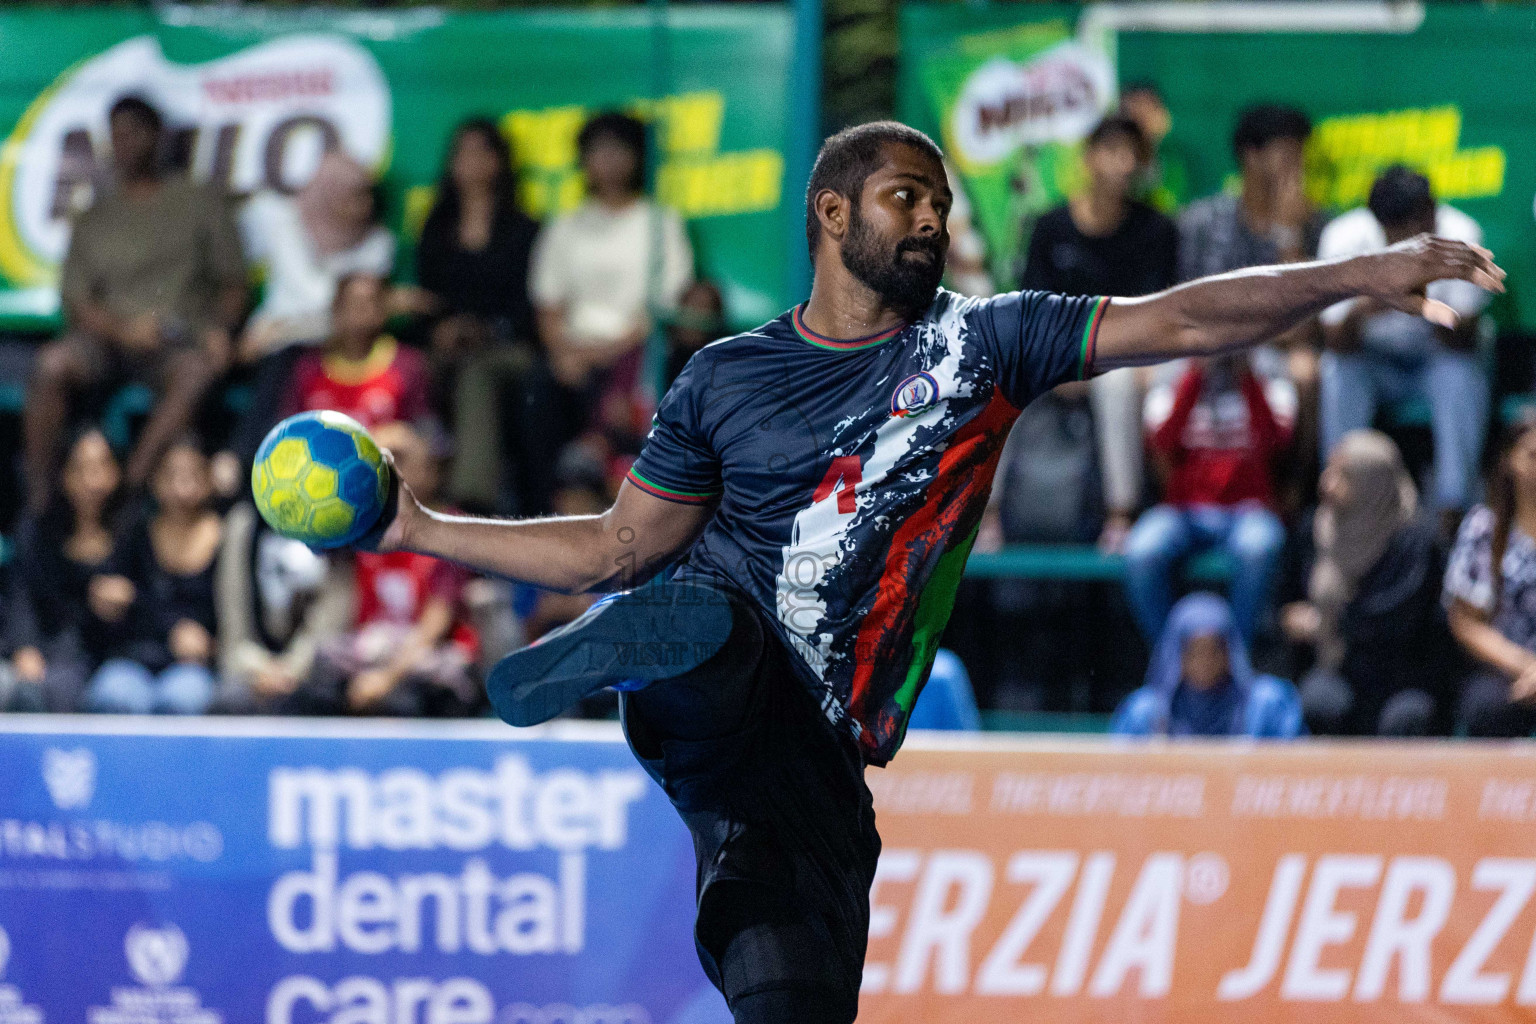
[251,411,390,549]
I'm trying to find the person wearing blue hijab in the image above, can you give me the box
[1112,592,1304,738]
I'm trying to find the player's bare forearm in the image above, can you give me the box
[381,477,710,595]
[1094,234,1505,370]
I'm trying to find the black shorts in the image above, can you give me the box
[619,586,880,1024]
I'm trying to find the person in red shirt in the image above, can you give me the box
[1124,353,1294,642]
[284,272,430,430]
[280,420,480,716]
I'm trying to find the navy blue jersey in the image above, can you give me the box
[628,288,1108,764]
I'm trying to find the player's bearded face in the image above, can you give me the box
[840,199,947,313]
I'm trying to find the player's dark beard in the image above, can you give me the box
[839,205,947,317]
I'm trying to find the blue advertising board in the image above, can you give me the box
[0,717,730,1024]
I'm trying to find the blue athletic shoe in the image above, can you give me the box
[486,579,734,727]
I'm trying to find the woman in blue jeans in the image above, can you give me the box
[1124,355,1291,642]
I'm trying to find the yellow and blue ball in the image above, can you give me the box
[251,411,390,549]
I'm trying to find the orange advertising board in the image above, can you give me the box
[860,736,1536,1023]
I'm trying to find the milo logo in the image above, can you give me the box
[0,33,390,285]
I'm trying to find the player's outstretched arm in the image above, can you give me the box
[371,469,711,595]
[1092,233,1505,370]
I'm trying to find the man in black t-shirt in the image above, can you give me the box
[1021,115,1178,299]
[1021,115,1178,546]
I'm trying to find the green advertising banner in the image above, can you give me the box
[900,2,1536,330]
[0,4,793,330]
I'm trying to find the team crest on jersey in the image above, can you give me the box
[890,372,939,417]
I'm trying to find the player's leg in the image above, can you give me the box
[486,576,733,727]
[621,595,878,1024]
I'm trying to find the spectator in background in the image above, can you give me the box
[1112,592,1303,738]
[1443,420,1536,737]
[212,502,353,714]
[1318,166,1490,527]
[229,149,395,468]
[85,438,222,714]
[25,95,246,512]
[1287,430,1451,736]
[527,112,692,506]
[905,649,982,731]
[1179,105,1324,403]
[284,273,431,430]
[3,428,129,711]
[665,280,728,387]
[414,118,541,514]
[1022,115,1178,550]
[283,421,481,717]
[1125,353,1292,642]
[1119,82,1190,215]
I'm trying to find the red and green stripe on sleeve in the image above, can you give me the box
[625,467,719,505]
[1078,296,1110,381]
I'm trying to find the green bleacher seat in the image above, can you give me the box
[964,543,1232,582]
[980,710,1112,733]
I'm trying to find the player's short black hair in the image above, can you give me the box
[1232,104,1311,159]
[805,120,943,261]
[577,110,648,193]
[109,94,162,135]
[1085,114,1148,161]
[1368,164,1435,229]
[1120,81,1165,104]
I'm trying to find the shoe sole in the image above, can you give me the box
[486,581,734,727]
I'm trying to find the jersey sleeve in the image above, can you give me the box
[626,356,722,505]
[970,290,1108,409]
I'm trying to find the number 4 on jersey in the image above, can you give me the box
[814,455,862,514]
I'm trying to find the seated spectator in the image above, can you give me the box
[3,427,129,711]
[284,272,431,430]
[1178,104,1323,498]
[526,111,692,508]
[230,149,395,466]
[1022,115,1178,550]
[1443,420,1536,737]
[413,118,541,513]
[1124,353,1292,642]
[1112,592,1303,738]
[281,421,481,717]
[86,438,222,714]
[211,502,354,714]
[1287,430,1452,735]
[906,649,982,732]
[1318,166,1490,525]
[25,95,246,511]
